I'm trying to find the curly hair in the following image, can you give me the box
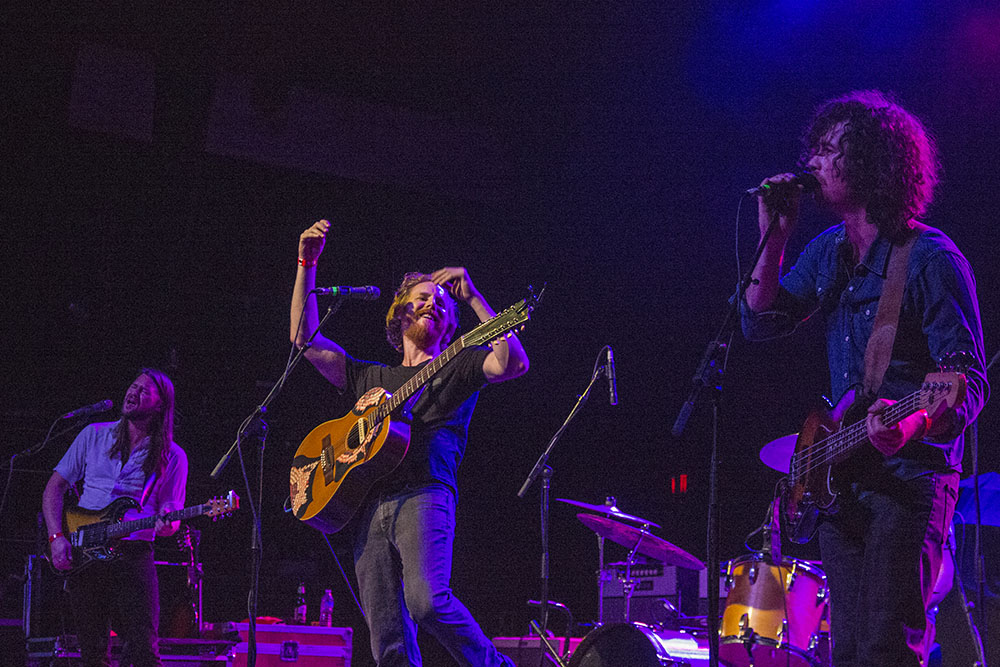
[801,90,939,242]
[384,272,459,352]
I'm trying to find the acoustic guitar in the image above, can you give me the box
[290,290,540,534]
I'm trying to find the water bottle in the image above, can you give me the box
[293,582,307,624]
[319,589,334,627]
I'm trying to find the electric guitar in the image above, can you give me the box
[780,372,966,543]
[290,289,542,534]
[51,490,239,576]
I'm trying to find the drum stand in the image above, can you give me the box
[619,527,653,623]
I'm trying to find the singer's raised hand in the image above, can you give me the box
[431,267,481,304]
[756,172,802,244]
[298,219,331,265]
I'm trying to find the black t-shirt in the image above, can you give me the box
[344,346,491,493]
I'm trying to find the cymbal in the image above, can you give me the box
[759,433,798,474]
[576,513,705,570]
[556,498,660,528]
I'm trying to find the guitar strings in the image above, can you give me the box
[789,391,927,481]
[791,393,921,479]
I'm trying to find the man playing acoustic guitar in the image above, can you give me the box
[42,368,189,666]
[290,219,528,667]
[742,91,988,666]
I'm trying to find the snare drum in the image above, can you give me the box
[568,623,710,666]
[720,555,828,667]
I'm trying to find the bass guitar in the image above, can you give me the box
[779,372,965,543]
[52,490,239,576]
[290,289,541,534]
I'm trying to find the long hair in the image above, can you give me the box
[111,368,176,478]
[384,273,458,352]
[801,90,939,242]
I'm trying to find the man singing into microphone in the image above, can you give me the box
[290,219,528,666]
[42,369,189,666]
[741,91,988,666]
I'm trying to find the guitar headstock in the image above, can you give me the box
[919,372,967,420]
[206,490,240,520]
[461,284,545,349]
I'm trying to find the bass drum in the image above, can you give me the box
[568,623,709,667]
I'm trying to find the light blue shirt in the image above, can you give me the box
[55,420,188,539]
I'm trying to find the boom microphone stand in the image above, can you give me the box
[209,296,342,667]
[671,208,782,667]
[518,348,613,643]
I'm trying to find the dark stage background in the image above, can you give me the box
[2,3,999,666]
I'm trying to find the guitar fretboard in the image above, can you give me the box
[105,502,213,539]
[374,338,469,422]
[791,385,941,482]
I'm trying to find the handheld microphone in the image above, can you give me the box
[606,346,618,406]
[313,285,381,300]
[61,399,114,419]
[745,171,819,197]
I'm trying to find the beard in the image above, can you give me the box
[122,403,161,423]
[403,317,444,351]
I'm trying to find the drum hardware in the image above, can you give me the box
[600,558,700,625]
[574,509,704,627]
[719,554,829,667]
[528,619,568,667]
[575,514,705,571]
[777,618,789,647]
[785,560,799,589]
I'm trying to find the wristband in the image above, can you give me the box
[48,532,64,543]
[298,257,317,268]
[917,410,932,440]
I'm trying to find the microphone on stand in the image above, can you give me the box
[61,400,114,419]
[745,171,819,197]
[312,285,381,300]
[606,346,618,406]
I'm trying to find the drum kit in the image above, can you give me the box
[556,436,832,667]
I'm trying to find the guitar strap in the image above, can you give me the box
[862,223,927,397]
[139,471,158,509]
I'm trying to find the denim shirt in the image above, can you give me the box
[741,223,988,472]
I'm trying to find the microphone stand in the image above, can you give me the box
[972,346,1000,648]
[671,208,781,667]
[209,297,342,667]
[518,352,609,639]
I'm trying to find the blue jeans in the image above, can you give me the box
[353,483,514,667]
[819,469,958,667]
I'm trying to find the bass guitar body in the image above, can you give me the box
[780,392,861,544]
[289,388,410,534]
[780,372,966,544]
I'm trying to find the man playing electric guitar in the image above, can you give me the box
[290,219,528,667]
[741,91,988,667]
[42,369,189,667]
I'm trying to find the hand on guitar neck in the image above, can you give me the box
[866,399,936,456]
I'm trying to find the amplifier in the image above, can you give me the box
[600,560,726,623]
